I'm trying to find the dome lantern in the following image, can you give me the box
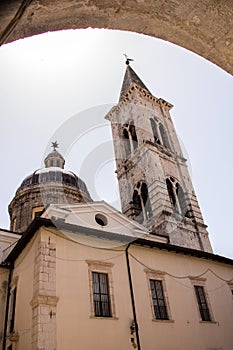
[44,141,65,169]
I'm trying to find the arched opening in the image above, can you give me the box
[132,181,152,224]
[129,121,138,150]
[123,126,131,159]
[159,123,170,150]
[150,118,161,145]
[166,178,177,210]
[0,1,232,75]
[166,178,187,217]
[122,121,138,159]
[176,183,187,217]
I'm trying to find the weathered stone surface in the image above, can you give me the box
[31,240,57,350]
[106,68,213,252]
[0,0,232,75]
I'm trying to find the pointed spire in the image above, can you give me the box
[119,64,151,100]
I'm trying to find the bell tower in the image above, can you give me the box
[106,62,212,252]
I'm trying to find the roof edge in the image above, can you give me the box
[5,218,233,267]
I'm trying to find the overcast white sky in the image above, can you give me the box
[0,28,232,258]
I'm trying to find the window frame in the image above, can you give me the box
[8,276,18,335]
[194,285,212,322]
[227,282,233,300]
[86,260,117,319]
[9,287,17,333]
[190,277,214,323]
[92,272,111,317]
[12,217,17,231]
[32,206,44,220]
[146,271,172,322]
[150,279,169,320]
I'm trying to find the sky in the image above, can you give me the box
[0,28,232,258]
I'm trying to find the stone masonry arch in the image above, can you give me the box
[0,0,232,75]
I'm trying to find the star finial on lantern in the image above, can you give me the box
[51,141,59,151]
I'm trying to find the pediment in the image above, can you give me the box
[42,201,148,238]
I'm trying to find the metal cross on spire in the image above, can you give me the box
[52,141,59,151]
[124,53,134,65]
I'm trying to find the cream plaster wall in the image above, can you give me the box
[130,244,233,350]
[45,228,134,350]
[8,225,233,350]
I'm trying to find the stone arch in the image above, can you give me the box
[166,177,187,217]
[0,1,232,75]
[132,180,152,224]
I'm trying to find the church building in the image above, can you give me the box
[0,62,232,350]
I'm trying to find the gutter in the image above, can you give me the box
[125,243,141,350]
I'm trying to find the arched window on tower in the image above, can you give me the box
[122,121,138,159]
[132,181,152,224]
[176,183,187,216]
[150,118,161,144]
[159,123,170,150]
[166,178,177,210]
[166,177,187,216]
[123,127,131,158]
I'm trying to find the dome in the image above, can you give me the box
[9,142,92,233]
[17,168,90,195]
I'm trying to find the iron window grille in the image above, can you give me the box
[150,279,169,320]
[92,272,111,317]
[194,285,211,321]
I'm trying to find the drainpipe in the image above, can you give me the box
[2,263,13,350]
[125,243,141,350]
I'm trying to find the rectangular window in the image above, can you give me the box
[194,285,211,321]
[92,272,111,317]
[150,279,168,320]
[32,206,44,220]
[9,288,17,333]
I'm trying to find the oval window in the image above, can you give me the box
[95,214,108,226]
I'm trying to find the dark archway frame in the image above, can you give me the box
[0,0,232,75]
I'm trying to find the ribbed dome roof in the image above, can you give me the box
[16,143,91,198]
[17,167,90,195]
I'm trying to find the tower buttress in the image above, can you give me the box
[106,63,212,252]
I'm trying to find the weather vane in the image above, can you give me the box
[52,141,59,151]
[124,53,134,65]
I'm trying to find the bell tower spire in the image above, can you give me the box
[106,63,212,252]
[120,56,152,100]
